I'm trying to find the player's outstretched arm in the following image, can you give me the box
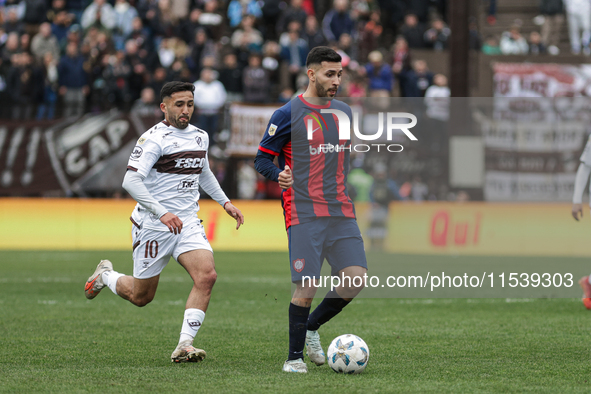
[224,202,244,229]
[572,162,591,221]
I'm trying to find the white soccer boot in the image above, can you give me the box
[305,330,326,366]
[84,260,113,299]
[171,340,207,363]
[282,358,308,373]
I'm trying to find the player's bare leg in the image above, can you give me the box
[115,275,160,307]
[170,249,217,363]
[305,266,367,366]
[578,275,591,309]
[85,260,159,307]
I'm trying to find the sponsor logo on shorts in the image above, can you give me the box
[293,258,305,273]
[188,320,201,329]
[142,261,150,268]
[202,233,208,241]
[130,146,143,159]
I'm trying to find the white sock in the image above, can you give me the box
[179,308,205,344]
[102,270,124,295]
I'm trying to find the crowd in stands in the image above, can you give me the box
[482,0,591,56]
[0,0,452,126]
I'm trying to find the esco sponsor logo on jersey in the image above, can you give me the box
[175,157,205,169]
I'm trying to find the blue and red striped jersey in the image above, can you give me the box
[258,95,356,228]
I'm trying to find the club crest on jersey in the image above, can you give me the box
[292,258,305,273]
[196,136,202,146]
[130,146,143,159]
[268,124,278,136]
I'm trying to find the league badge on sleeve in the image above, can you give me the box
[268,124,278,136]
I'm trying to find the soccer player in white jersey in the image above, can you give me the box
[572,135,591,309]
[84,81,244,362]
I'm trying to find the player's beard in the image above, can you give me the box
[315,80,337,99]
[169,113,190,129]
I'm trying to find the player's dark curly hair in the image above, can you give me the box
[306,46,342,68]
[160,81,195,102]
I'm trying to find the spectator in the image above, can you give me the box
[193,67,227,147]
[262,40,281,86]
[149,67,167,96]
[0,57,11,119]
[227,0,262,29]
[131,86,160,116]
[23,0,48,28]
[127,17,152,51]
[3,9,26,35]
[391,35,410,74]
[147,0,180,39]
[322,0,354,42]
[102,50,131,107]
[280,21,309,89]
[243,52,270,103]
[302,15,326,49]
[528,31,547,54]
[425,73,450,121]
[399,59,433,97]
[237,160,257,199]
[187,28,216,76]
[58,41,89,117]
[51,10,73,50]
[81,0,117,32]
[2,32,21,63]
[36,52,59,119]
[564,0,591,54]
[20,33,31,53]
[8,52,42,119]
[198,0,225,40]
[482,36,502,55]
[124,39,148,103]
[358,10,382,63]
[540,0,564,55]
[411,176,429,201]
[260,0,283,40]
[231,14,263,51]
[179,8,202,43]
[31,22,60,62]
[277,0,308,39]
[218,52,243,101]
[499,25,529,54]
[468,16,481,50]
[46,0,68,24]
[362,50,392,97]
[112,0,138,51]
[400,14,425,49]
[423,18,450,51]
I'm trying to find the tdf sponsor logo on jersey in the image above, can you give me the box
[174,157,205,169]
[177,178,198,193]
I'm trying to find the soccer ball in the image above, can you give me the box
[327,334,370,374]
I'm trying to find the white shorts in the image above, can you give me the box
[131,216,213,279]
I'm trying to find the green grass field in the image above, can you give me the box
[1,251,591,393]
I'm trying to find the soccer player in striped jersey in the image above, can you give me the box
[255,47,368,373]
[84,81,244,363]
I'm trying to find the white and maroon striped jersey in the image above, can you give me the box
[127,121,229,230]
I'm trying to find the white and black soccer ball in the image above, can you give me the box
[327,334,369,374]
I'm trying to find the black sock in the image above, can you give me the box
[307,290,350,331]
[288,303,310,361]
